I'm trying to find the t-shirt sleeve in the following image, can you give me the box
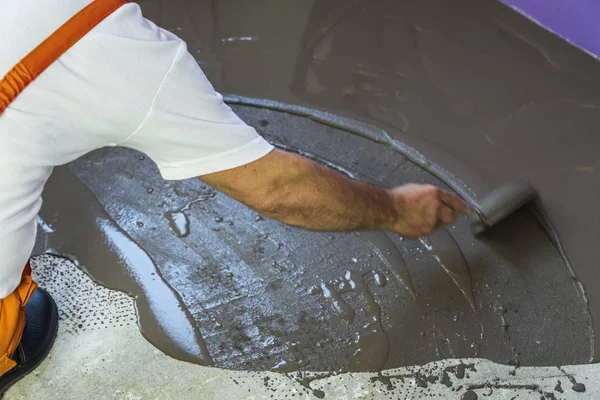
[121,41,273,180]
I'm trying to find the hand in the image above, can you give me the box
[388,184,471,238]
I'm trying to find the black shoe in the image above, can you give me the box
[0,287,59,397]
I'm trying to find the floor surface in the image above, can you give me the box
[7,0,600,398]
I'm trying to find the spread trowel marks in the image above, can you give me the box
[420,228,476,311]
[355,231,417,299]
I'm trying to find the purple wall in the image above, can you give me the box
[501,0,600,60]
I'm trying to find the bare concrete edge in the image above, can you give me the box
[5,255,598,400]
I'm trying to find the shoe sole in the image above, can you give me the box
[0,288,59,398]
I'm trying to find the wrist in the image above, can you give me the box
[379,188,401,231]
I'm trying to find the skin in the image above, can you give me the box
[201,149,470,238]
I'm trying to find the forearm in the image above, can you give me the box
[263,162,395,231]
[252,153,398,232]
[201,148,469,237]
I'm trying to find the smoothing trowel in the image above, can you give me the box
[468,180,539,236]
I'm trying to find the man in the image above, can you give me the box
[0,0,469,394]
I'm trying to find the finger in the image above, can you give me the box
[439,204,456,225]
[439,190,470,215]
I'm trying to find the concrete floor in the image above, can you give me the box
[4,255,598,399]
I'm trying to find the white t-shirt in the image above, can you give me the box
[0,2,273,297]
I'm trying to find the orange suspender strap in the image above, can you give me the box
[0,0,127,115]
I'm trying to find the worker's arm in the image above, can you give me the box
[200,149,470,238]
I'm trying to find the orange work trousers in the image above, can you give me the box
[0,263,36,376]
[0,0,126,376]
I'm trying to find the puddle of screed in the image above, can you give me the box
[36,106,591,374]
